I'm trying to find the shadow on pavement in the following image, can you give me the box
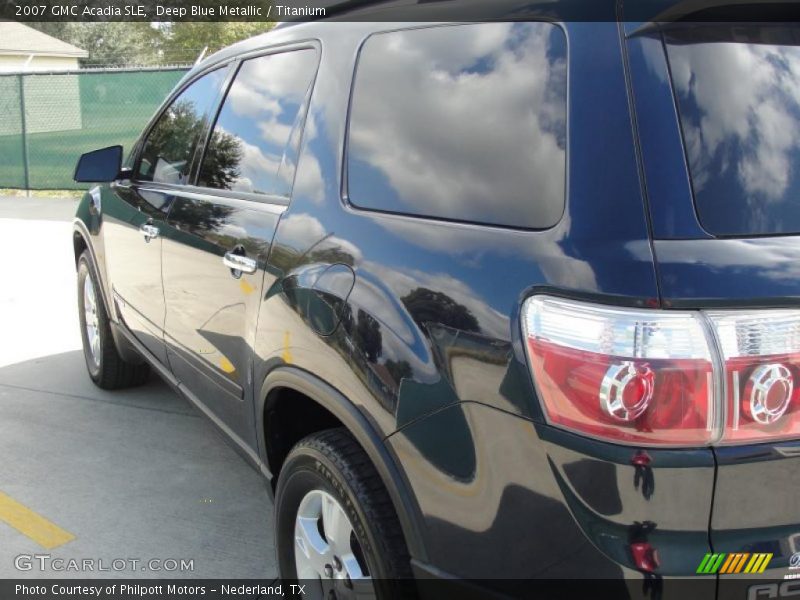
[0,349,275,579]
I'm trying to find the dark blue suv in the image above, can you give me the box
[71,3,800,598]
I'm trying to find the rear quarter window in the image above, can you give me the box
[665,26,800,236]
[346,22,567,229]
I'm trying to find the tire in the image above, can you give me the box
[77,251,149,389]
[275,428,414,599]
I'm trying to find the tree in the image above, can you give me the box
[355,310,383,363]
[28,22,160,66]
[401,288,480,332]
[200,128,244,190]
[159,23,274,58]
[27,22,275,67]
[384,359,413,384]
[141,98,242,195]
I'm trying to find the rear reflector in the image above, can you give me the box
[523,296,800,446]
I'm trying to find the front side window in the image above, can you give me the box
[347,22,567,229]
[136,68,227,185]
[197,49,319,197]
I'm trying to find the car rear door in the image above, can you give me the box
[160,45,320,447]
[628,22,800,591]
[103,67,230,365]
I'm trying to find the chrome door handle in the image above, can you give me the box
[223,252,257,275]
[139,223,159,242]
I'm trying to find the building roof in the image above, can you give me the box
[0,22,88,58]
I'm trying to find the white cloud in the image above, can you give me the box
[374,214,599,292]
[668,40,800,203]
[278,213,362,262]
[279,213,326,247]
[291,115,325,204]
[358,261,510,341]
[349,23,566,227]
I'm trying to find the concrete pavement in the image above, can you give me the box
[0,195,276,579]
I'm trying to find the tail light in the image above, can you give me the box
[523,296,715,446]
[523,296,800,446]
[708,311,800,443]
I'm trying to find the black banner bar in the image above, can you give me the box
[2,0,800,22]
[0,578,794,600]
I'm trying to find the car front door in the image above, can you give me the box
[160,46,319,445]
[103,67,230,365]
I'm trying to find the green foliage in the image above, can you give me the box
[355,310,383,363]
[201,128,244,190]
[401,288,480,333]
[28,22,161,66]
[384,359,413,383]
[139,98,206,178]
[27,22,274,67]
[140,98,243,189]
[160,22,274,57]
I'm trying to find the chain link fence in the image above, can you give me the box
[0,67,189,190]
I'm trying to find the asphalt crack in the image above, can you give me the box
[0,382,199,418]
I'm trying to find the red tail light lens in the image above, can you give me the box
[709,311,800,443]
[523,297,800,446]
[523,296,717,446]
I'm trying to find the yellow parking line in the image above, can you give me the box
[282,331,293,364]
[0,491,75,549]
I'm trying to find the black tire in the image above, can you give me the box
[77,251,149,389]
[275,428,414,599]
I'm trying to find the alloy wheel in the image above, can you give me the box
[294,489,375,599]
[83,275,100,367]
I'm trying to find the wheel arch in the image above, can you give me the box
[74,220,144,364]
[258,366,428,562]
[73,219,114,318]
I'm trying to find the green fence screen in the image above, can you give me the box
[0,68,188,190]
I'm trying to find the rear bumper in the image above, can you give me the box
[411,560,718,600]
[390,400,800,598]
[386,401,718,597]
[712,440,800,597]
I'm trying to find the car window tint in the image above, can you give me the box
[197,49,318,198]
[347,23,567,229]
[136,68,226,185]
[665,26,800,236]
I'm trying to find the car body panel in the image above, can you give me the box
[388,402,716,598]
[100,181,171,365]
[627,21,800,584]
[161,191,283,446]
[247,17,715,590]
[71,8,799,594]
[254,19,661,436]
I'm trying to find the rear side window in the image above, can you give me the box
[136,68,226,185]
[197,49,318,198]
[665,26,800,236]
[346,22,567,229]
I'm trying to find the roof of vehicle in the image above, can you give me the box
[185,0,796,85]
[193,0,615,74]
[266,0,796,27]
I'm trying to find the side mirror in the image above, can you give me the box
[74,145,123,183]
